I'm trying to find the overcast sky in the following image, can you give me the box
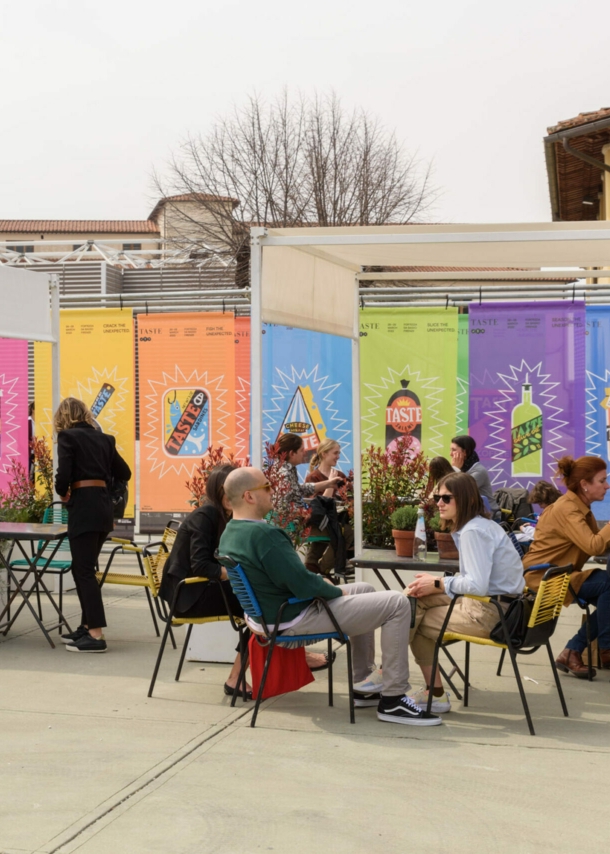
[2,0,609,225]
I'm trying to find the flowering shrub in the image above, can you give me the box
[0,438,54,524]
[362,437,429,547]
[263,441,311,550]
[185,445,249,507]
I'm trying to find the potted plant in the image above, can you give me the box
[390,505,419,557]
[428,512,459,560]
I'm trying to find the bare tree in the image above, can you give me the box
[155,91,436,282]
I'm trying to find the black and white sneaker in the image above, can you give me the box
[353,690,382,708]
[377,694,443,726]
[65,634,107,654]
[60,625,89,645]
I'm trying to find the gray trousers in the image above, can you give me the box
[280,582,412,696]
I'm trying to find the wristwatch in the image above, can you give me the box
[434,578,441,590]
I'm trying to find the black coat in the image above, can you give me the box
[159,503,226,613]
[55,422,131,538]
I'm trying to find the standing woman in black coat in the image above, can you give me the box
[54,397,131,653]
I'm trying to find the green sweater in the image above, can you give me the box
[218,519,342,625]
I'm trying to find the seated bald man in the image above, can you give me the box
[218,467,442,727]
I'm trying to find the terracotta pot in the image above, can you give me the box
[392,529,415,557]
[434,532,459,560]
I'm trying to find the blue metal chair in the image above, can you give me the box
[217,554,355,727]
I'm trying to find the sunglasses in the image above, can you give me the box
[433,493,454,504]
[248,482,272,493]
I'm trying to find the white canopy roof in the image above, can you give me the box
[0,265,55,342]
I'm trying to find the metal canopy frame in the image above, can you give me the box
[249,222,610,559]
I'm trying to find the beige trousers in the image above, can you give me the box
[408,593,500,667]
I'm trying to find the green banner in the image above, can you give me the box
[360,307,459,457]
[456,312,469,434]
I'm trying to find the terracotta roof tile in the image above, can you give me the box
[547,108,610,135]
[0,220,159,234]
[148,193,239,221]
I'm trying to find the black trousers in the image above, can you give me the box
[69,531,108,629]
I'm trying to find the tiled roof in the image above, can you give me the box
[547,108,610,135]
[0,220,159,234]
[148,193,239,221]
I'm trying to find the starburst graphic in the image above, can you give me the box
[455,376,469,434]
[69,366,130,454]
[585,368,610,458]
[235,376,250,461]
[264,365,351,469]
[0,373,21,473]
[144,366,230,478]
[483,360,567,489]
[361,365,448,456]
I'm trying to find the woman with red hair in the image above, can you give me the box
[523,455,610,678]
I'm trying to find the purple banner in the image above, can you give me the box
[468,301,586,490]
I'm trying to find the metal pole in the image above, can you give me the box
[50,275,61,497]
[352,282,363,581]
[250,229,265,468]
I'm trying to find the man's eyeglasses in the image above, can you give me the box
[248,482,272,493]
[433,493,454,504]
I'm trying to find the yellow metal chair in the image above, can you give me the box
[427,564,572,735]
[96,523,179,639]
[147,575,248,701]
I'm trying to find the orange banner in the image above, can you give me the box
[138,312,235,516]
[234,316,250,461]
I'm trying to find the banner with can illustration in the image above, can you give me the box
[138,312,235,525]
[585,305,610,517]
[469,301,586,490]
[0,338,29,492]
[234,316,251,461]
[33,310,136,516]
[262,324,352,478]
[359,308,459,458]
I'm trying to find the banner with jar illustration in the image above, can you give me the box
[262,323,353,479]
[138,312,235,526]
[0,338,29,492]
[359,308,459,459]
[468,301,586,490]
[585,305,610,517]
[33,309,136,516]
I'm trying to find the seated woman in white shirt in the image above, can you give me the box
[406,472,524,713]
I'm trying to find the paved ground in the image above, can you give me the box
[1,555,609,854]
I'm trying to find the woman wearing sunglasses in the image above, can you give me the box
[406,472,524,713]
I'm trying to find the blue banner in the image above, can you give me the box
[586,305,610,518]
[262,324,353,479]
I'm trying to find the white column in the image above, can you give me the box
[50,274,61,497]
[250,229,265,468]
[351,282,363,580]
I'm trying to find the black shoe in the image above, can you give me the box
[353,690,383,708]
[66,634,107,653]
[60,625,89,644]
[224,683,252,700]
[377,694,443,726]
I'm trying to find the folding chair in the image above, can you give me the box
[217,553,355,728]
[96,522,179,639]
[8,502,73,634]
[427,564,572,736]
[148,574,248,701]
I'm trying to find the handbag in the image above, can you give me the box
[489,593,535,647]
[109,479,129,519]
[248,635,315,699]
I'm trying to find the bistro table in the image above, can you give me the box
[349,549,460,591]
[0,522,72,648]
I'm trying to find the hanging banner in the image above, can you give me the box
[456,312,469,435]
[469,301,586,490]
[138,312,235,527]
[585,305,610,517]
[359,308,459,458]
[262,324,353,477]
[234,316,251,461]
[34,309,136,516]
[0,338,29,492]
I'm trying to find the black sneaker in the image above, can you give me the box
[377,694,443,726]
[60,625,89,645]
[353,690,382,708]
[65,634,107,654]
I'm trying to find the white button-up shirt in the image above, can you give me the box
[444,516,524,598]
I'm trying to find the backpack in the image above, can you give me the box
[493,487,533,528]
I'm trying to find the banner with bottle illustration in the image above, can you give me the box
[456,312,469,435]
[137,312,235,524]
[262,323,353,478]
[0,338,29,492]
[585,305,610,517]
[234,316,251,461]
[468,301,586,490]
[359,307,459,459]
[33,309,136,516]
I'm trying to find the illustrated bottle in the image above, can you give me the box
[413,507,427,561]
[600,388,610,461]
[385,380,422,455]
[511,377,543,477]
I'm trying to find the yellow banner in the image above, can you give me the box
[34,309,136,517]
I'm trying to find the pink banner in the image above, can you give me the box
[0,338,29,491]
